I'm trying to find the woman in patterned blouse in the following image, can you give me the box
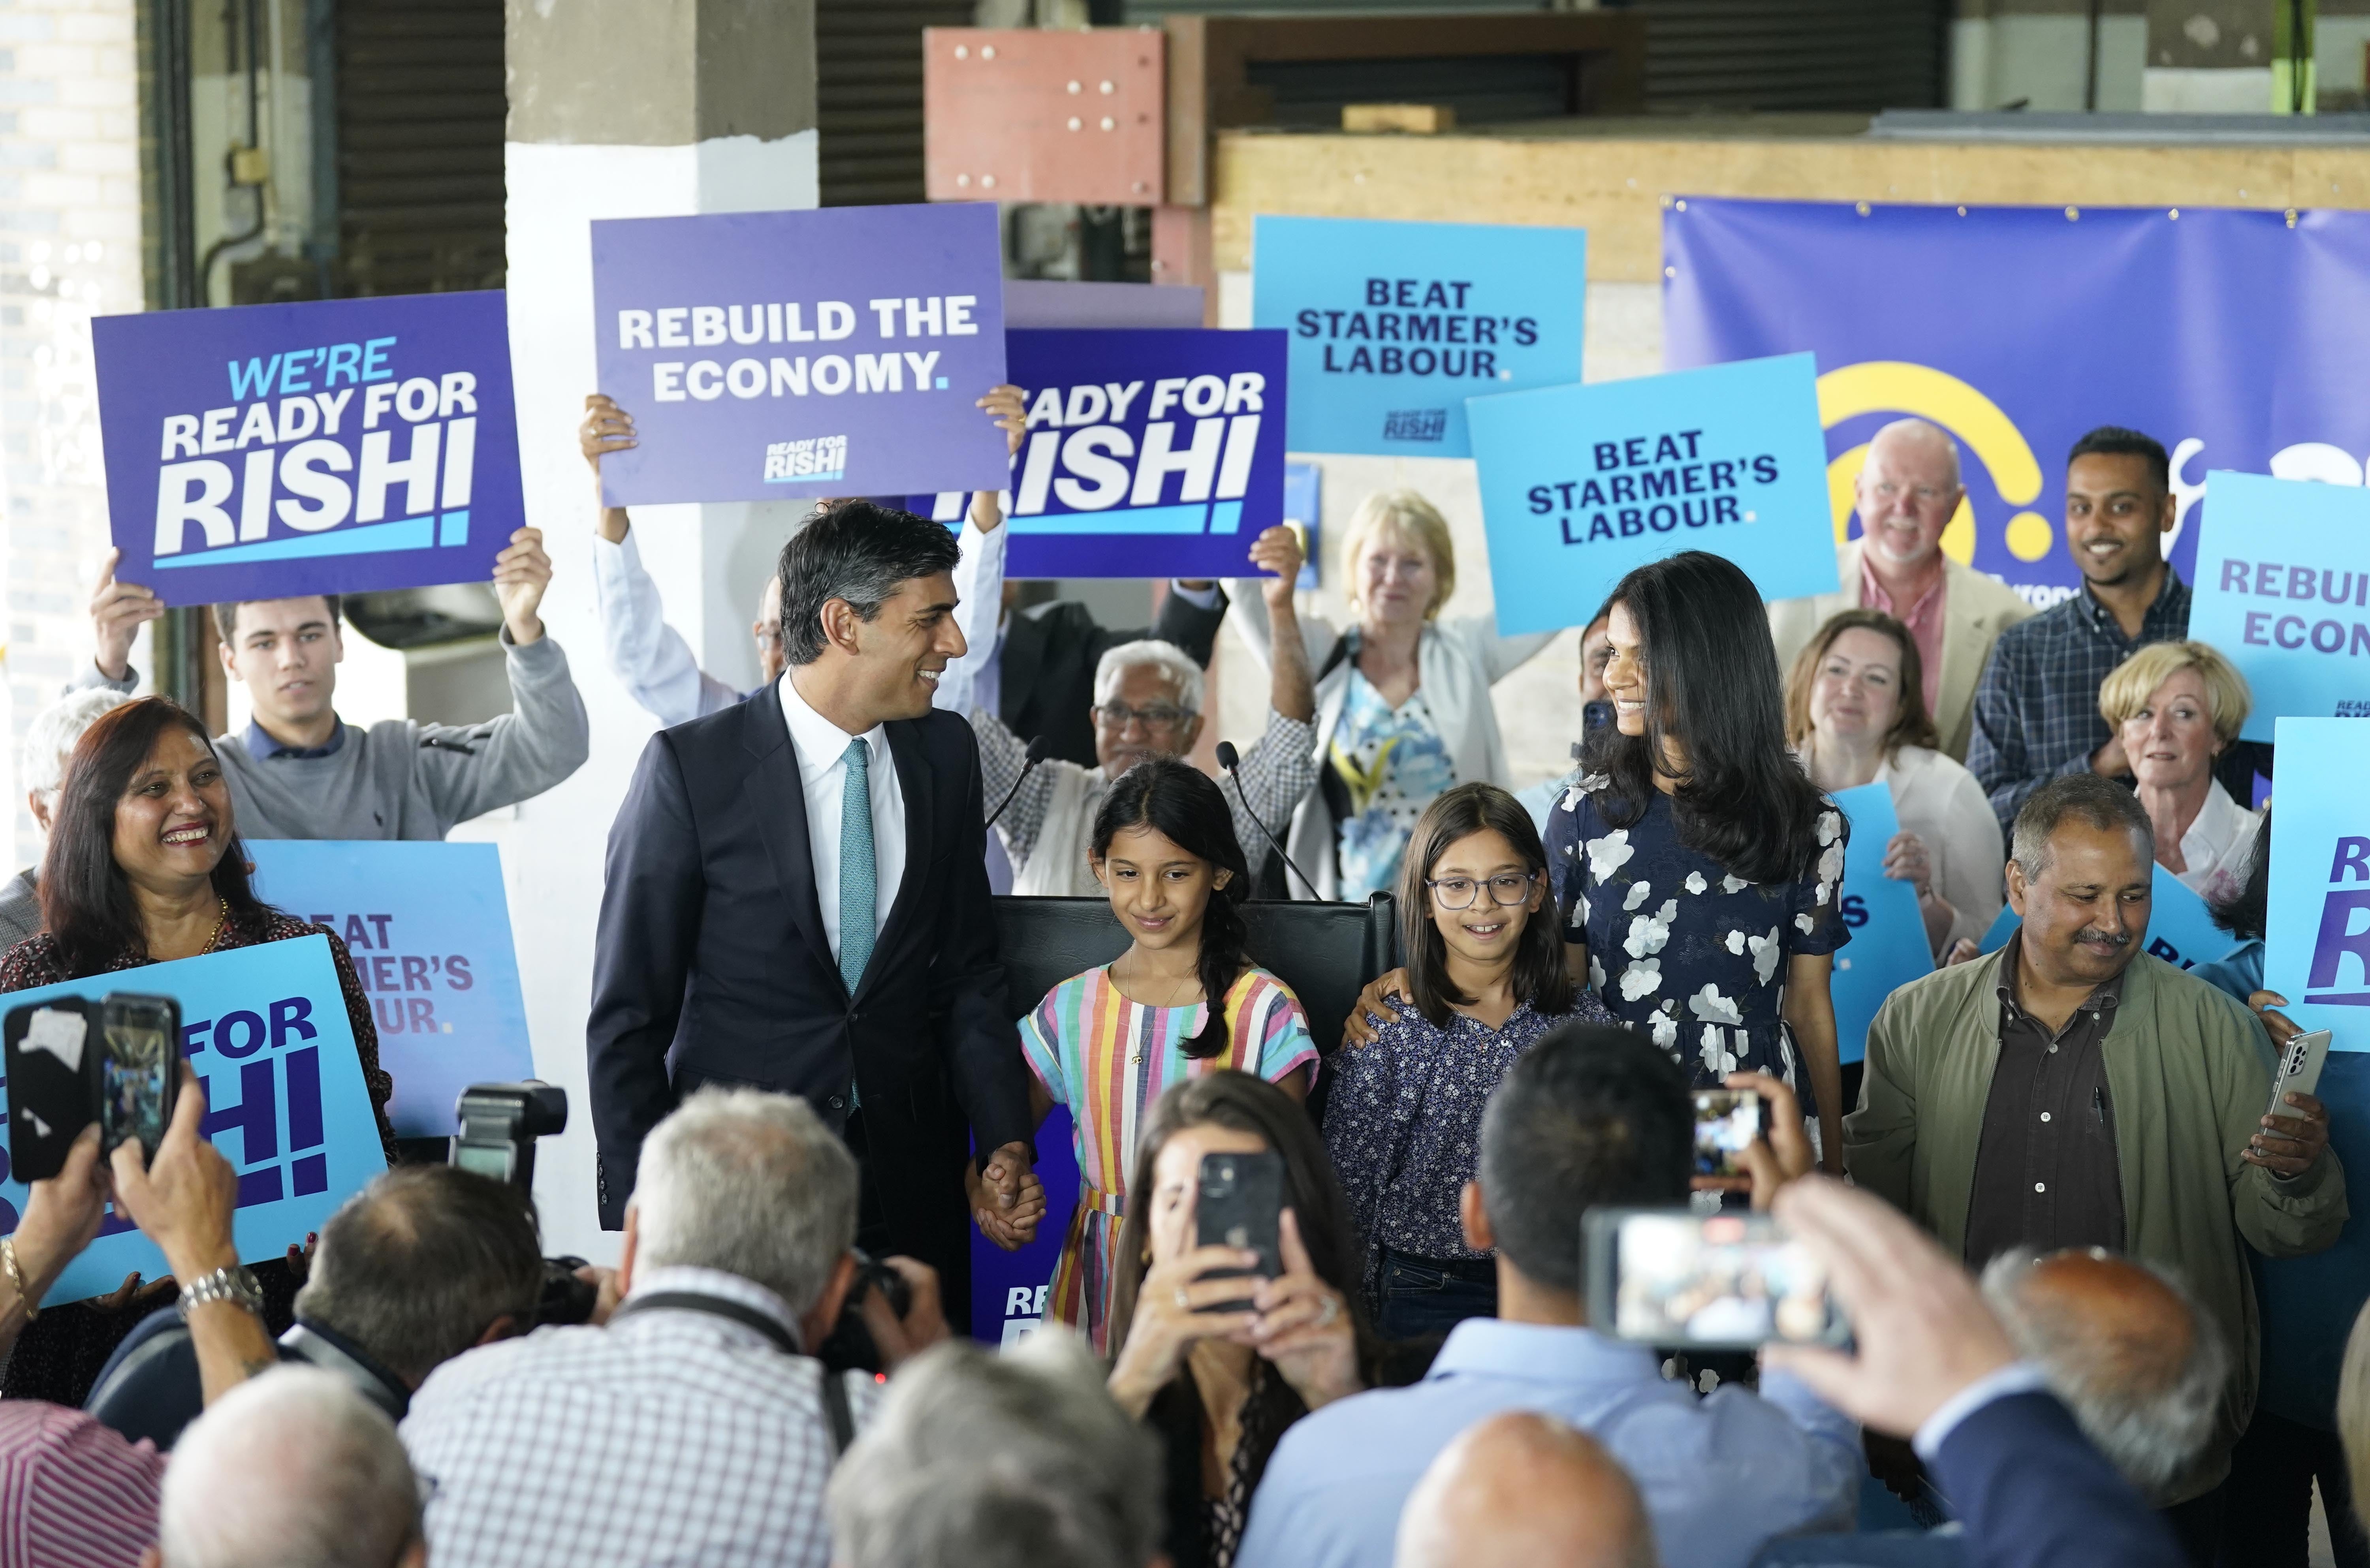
[1323,782,1613,1337]
[1006,756,1319,1354]
[0,697,397,1406]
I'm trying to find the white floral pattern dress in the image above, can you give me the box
[1544,775,1850,1115]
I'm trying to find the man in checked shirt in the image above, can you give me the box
[939,513,1318,898]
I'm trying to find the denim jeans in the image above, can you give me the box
[1376,1248,1497,1341]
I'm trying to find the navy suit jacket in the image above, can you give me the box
[587,683,1033,1325]
[1926,1390,2183,1568]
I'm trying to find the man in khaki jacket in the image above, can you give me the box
[1847,774,2343,1533]
[1767,419,2033,761]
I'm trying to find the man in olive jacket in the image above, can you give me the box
[1847,774,2343,1514]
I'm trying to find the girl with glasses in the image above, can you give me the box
[1322,782,1612,1337]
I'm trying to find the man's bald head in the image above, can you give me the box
[1395,1412,1657,1568]
[1981,1248,2228,1499]
[1855,418,1966,573]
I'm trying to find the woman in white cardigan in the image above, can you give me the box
[1229,490,1558,901]
[1786,608,2004,958]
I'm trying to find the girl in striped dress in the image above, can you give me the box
[1020,756,1319,1354]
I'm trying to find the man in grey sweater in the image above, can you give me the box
[79,528,589,840]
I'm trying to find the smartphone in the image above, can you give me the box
[98,993,179,1164]
[2268,1028,2333,1121]
[1691,1089,1764,1185]
[1583,699,1615,736]
[3,998,96,1181]
[1585,1208,1850,1350]
[1194,1148,1285,1314]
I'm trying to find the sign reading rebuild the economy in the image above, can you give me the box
[93,291,522,605]
[2188,471,2370,743]
[1468,352,1839,637]
[0,938,386,1303]
[246,840,535,1138]
[590,203,1011,504]
[1251,215,1586,459]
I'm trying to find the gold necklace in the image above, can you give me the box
[201,896,229,953]
[1118,953,1198,1010]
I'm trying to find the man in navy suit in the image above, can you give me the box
[1766,1176,2184,1568]
[588,502,1038,1331]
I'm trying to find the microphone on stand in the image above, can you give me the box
[1216,741,1321,899]
[987,736,1052,831]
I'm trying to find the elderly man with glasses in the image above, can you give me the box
[940,516,1317,897]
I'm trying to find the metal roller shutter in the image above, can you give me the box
[1624,0,1948,113]
[337,0,506,295]
[819,0,975,207]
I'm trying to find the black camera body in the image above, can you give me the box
[814,1248,911,1374]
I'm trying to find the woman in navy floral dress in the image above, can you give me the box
[1543,552,1849,1166]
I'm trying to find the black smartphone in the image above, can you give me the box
[1584,1208,1850,1350]
[98,993,179,1164]
[3,998,96,1181]
[1691,1089,1765,1186]
[1194,1147,1285,1313]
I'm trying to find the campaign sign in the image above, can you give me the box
[246,841,534,1137]
[0,937,387,1303]
[2188,472,2370,743]
[1980,863,2236,974]
[1829,783,1933,1066]
[1469,352,1839,637]
[2267,718,2370,1050]
[1251,216,1584,457]
[972,1108,1082,1346]
[591,203,1010,504]
[92,291,520,606]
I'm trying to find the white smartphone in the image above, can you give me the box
[2268,1029,2333,1120]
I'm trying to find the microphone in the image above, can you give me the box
[1216,741,1321,899]
[986,736,1051,831]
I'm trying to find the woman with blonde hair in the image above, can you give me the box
[1785,608,2003,959]
[2097,639,2260,903]
[1226,494,1557,901]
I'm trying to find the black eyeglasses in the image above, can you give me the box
[1426,872,1538,910]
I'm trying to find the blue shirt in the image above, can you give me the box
[244,719,347,760]
[1232,1319,1859,1568]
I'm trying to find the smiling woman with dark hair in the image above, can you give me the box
[0,696,395,1408]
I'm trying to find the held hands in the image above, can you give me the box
[1248,525,1305,612]
[1340,968,1412,1048]
[968,385,1028,533]
[492,526,554,645]
[90,547,164,683]
[968,1157,1048,1250]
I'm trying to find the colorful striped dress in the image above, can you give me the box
[1020,964,1319,1354]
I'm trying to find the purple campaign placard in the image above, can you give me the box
[93,291,521,607]
[591,203,1010,504]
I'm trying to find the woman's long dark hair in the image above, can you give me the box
[41,698,271,977]
[1107,1072,1378,1477]
[1397,782,1572,1026]
[1582,550,1828,886]
[1091,756,1251,1059]
[2210,804,2270,942]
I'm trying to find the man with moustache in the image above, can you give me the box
[1769,417,2034,761]
[1847,775,2346,1555]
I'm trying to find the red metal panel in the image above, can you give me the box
[924,28,1165,207]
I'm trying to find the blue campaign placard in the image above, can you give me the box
[2267,717,2370,1049]
[2188,472,2370,742]
[1830,783,1934,1065]
[1981,863,2237,974]
[93,291,522,607]
[246,841,534,1137]
[1468,352,1840,637]
[0,937,387,1303]
[1251,215,1584,458]
[591,203,1010,504]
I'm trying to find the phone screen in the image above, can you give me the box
[1194,1148,1284,1313]
[99,996,177,1160]
[1603,1211,1843,1348]
[1691,1090,1761,1181]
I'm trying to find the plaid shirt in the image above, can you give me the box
[401,1266,879,1568]
[1967,572,2191,832]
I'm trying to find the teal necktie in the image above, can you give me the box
[838,738,876,998]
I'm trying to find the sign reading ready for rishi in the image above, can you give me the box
[591,203,1010,504]
[93,291,520,606]
[2189,472,2370,742]
[1251,216,1584,458]
[1469,352,1839,637]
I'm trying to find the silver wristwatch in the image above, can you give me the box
[177,1263,264,1321]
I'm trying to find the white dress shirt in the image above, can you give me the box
[2172,778,2263,906]
[778,670,905,965]
[591,531,745,726]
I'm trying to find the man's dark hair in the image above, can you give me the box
[2067,427,2169,494]
[1477,1022,1691,1294]
[294,1164,544,1386]
[212,594,343,646]
[2011,773,2156,883]
[776,502,961,667]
